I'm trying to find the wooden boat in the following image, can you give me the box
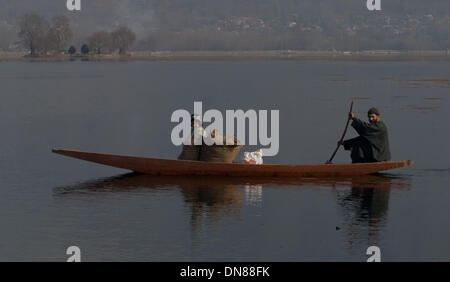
[52,149,413,178]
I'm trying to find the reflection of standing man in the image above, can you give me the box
[339,108,391,163]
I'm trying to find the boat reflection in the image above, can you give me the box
[334,173,412,251]
[54,173,411,239]
[54,173,410,193]
[54,174,247,234]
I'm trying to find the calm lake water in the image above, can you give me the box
[0,60,449,261]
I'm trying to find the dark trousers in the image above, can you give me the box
[343,137,376,163]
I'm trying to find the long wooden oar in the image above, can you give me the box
[326,101,354,164]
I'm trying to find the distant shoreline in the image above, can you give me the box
[1,50,450,62]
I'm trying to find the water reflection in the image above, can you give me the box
[54,174,246,234]
[176,178,243,232]
[54,173,411,247]
[334,173,411,251]
[53,173,410,194]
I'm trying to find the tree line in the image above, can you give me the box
[11,5,450,54]
[87,28,136,55]
[18,12,136,56]
[136,28,450,52]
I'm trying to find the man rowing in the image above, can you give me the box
[338,107,391,163]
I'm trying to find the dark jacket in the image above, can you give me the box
[345,118,391,161]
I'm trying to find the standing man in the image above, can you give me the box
[339,108,391,163]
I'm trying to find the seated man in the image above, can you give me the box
[178,114,205,160]
[339,107,391,163]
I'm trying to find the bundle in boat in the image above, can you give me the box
[199,130,242,163]
[178,137,201,161]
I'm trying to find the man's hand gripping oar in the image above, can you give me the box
[326,101,354,164]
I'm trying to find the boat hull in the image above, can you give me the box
[52,149,413,177]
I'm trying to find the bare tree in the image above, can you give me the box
[81,44,90,54]
[18,12,49,56]
[111,26,136,55]
[87,30,114,54]
[47,15,73,51]
[68,46,76,54]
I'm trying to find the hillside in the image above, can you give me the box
[1,0,449,51]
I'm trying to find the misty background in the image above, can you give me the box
[1,0,449,51]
